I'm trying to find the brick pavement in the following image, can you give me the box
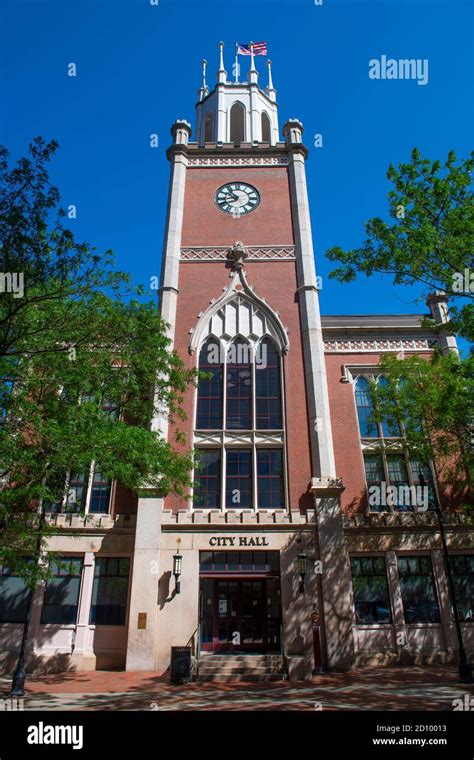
[1,666,474,711]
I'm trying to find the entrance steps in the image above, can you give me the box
[197,654,287,682]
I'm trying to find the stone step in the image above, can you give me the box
[197,654,286,682]
[198,673,284,683]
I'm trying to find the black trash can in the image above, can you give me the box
[170,646,192,685]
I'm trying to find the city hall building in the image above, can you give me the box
[1,45,472,681]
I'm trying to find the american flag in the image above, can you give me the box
[237,42,268,56]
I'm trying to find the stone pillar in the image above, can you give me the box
[284,119,335,479]
[73,551,96,669]
[126,497,162,670]
[431,548,454,653]
[386,551,407,659]
[426,291,459,355]
[313,489,354,670]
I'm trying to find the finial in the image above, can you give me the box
[217,40,227,83]
[248,41,258,84]
[265,59,277,102]
[198,58,209,101]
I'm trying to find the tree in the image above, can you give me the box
[0,138,197,586]
[326,148,473,504]
[326,148,474,341]
[371,352,473,502]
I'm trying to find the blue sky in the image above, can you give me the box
[1,0,473,348]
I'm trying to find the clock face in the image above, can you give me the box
[215,182,260,216]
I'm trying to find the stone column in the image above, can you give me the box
[386,550,407,659]
[312,487,355,670]
[73,551,96,669]
[283,119,335,479]
[126,496,162,670]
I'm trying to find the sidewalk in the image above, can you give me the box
[2,666,473,711]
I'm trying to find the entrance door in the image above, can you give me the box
[200,578,281,652]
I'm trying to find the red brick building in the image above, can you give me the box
[1,45,472,680]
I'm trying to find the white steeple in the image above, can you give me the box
[195,41,279,147]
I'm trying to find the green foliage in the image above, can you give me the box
[326,148,474,341]
[0,138,197,583]
[370,352,473,500]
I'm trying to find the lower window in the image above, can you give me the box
[41,557,83,624]
[449,555,474,622]
[0,565,30,623]
[350,556,392,624]
[397,555,440,623]
[90,557,130,625]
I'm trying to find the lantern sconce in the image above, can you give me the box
[173,539,183,594]
[297,551,307,594]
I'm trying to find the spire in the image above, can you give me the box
[265,59,276,102]
[198,59,209,101]
[217,40,227,84]
[248,41,258,84]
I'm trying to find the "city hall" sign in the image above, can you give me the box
[208,536,269,547]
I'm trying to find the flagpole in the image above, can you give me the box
[234,42,239,83]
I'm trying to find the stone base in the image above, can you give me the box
[286,654,312,681]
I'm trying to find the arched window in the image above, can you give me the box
[261,111,271,142]
[204,112,213,142]
[196,338,223,430]
[226,338,252,430]
[255,339,282,429]
[230,102,245,144]
[355,377,377,437]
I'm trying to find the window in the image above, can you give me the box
[261,111,271,142]
[449,555,474,622]
[256,339,282,429]
[226,449,252,508]
[355,376,438,512]
[194,450,221,508]
[257,449,284,509]
[89,469,112,514]
[397,556,440,624]
[41,557,83,624]
[200,551,280,574]
[47,465,112,515]
[90,558,130,625]
[350,557,391,624]
[193,303,286,510]
[226,340,252,430]
[230,102,245,144]
[355,377,377,437]
[196,339,223,430]
[0,565,30,623]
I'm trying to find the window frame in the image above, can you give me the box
[353,372,440,513]
[350,554,393,626]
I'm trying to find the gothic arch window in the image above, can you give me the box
[261,111,271,142]
[196,338,223,430]
[230,102,245,144]
[203,112,213,143]
[355,376,377,438]
[192,294,287,511]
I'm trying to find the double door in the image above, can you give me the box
[200,577,281,652]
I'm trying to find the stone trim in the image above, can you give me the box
[187,156,289,167]
[342,512,473,531]
[180,246,296,261]
[161,508,315,526]
[46,513,137,530]
[325,338,437,353]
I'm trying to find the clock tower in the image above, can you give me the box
[126,43,355,677]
